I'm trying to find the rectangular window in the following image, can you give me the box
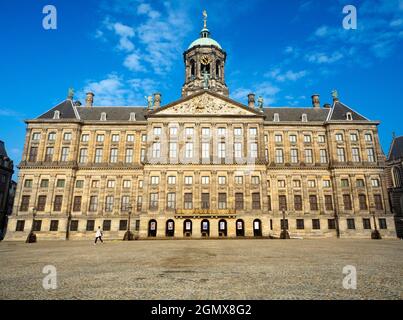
[289,135,297,143]
[275,149,284,163]
[218,176,226,185]
[185,142,193,158]
[218,142,226,158]
[89,196,98,212]
[96,134,104,143]
[305,149,313,163]
[251,176,260,185]
[151,176,160,185]
[279,195,287,211]
[296,219,304,230]
[374,194,383,210]
[323,180,331,188]
[79,148,88,163]
[141,134,147,142]
[249,128,257,136]
[320,149,327,163]
[75,180,84,188]
[290,149,298,163]
[125,149,133,163]
[33,220,42,232]
[217,127,226,136]
[95,148,103,163]
[202,127,210,136]
[64,132,72,141]
[363,218,371,229]
[148,193,158,210]
[184,176,193,185]
[294,195,303,211]
[352,148,360,162]
[126,134,134,142]
[201,176,209,185]
[60,147,69,162]
[359,194,368,210]
[152,143,161,158]
[350,133,358,142]
[105,196,114,212]
[45,147,54,162]
[70,220,79,231]
[29,147,38,162]
[169,142,177,158]
[365,133,373,142]
[218,193,227,209]
[184,193,193,209]
[304,135,312,143]
[37,195,47,211]
[24,179,33,188]
[371,179,380,187]
[250,143,258,158]
[343,194,352,210]
[73,196,82,212]
[267,195,272,211]
[50,220,59,231]
[201,193,210,209]
[185,127,194,136]
[312,219,321,230]
[81,134,89,142]
[32,132,41,140]
[335,133,343,142]
[325,195,333,210]
[378,218,387,229]
[337,148,345,162]
[53,195,63,211]
[234,142,242,159]
[123,180,132,188]
[234,128,242,136]
[121,196,130,211]
[328,219,336,230]
[202,142,210,159]
[356,179,365,187]
[137,196,142,211]
[103,220,111,231]
[347,218,356,230]
[274,134,282,143]
[341,179,349,187]
[281,219,289,230]
[40,179,49,188]
[318,135,326,143]
[235,193,244,210]
[16,220,25,231]
[367,148,376,162]
[278,180,286,188]
[86,220,95,231]
[169,127,178,136]
[308,180,316,188]
[119,220,128,231]
[167,193,176,209]
[252,193,261,209]
[112,134,120,142]
[110,148,118,163]
[107,180,115,188]
[293,180,301,188]
[235,176,243,185]
[168,176,177,185]
[309,195,318,211]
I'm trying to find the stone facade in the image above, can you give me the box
[4,18,396,241]
[0,141,15,239]
[386,135,403,238]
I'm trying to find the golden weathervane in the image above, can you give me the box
[203,10,207,28]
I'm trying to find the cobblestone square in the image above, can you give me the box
[0,239,402,300]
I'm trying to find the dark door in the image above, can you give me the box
[148,220,157,237]
[218,219,227,236]
[183,219,192,237]
[236,219,245,237]
[201,219,210,237]
[253,219,262,237]
[166,220,175,237]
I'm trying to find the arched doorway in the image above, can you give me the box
[148,219,157,237]
[218,219,227,237]
[183,219,192,237]
[236,219,245,237]
[166,219,175,237]
[201,219,210,237]
[253,219,262,237]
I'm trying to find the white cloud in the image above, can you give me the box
[231,82,280,105]
[306,52,344,64]
[123,53,145,72]
[265,68,308,82]
[109,22,135,52]
[314,26,328,37]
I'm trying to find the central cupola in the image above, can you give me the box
[182,10,229,97]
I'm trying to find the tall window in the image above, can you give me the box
[250,143,258,158]
[290,149,298,163]
[29,147,38,162]
[217,127,226,136]
[325,195,333,210]
[112,134,120,142]
[235,193,244,210]
[169,142,177,158]
[45,147,54,162]
[374,194,383,210]
[184,193,193,209]
[185,142,193,158]
[61,147,69,162]
[337,148,345,162]
[63,132,72,141]
[20,195,30,211]
[110,148,118,163]
[309,195,318,211]
[234,142,242,159]
[53,195,63,211]
[105,196,114,212]
[305,149,313,163]
[275,149,284,163]
[359,194,368,210]
[201,193,210,209]
[149,193,159,210]
[96,134,104,143]
[335,133,343,142]
[79,148,88,163]
[125,149,133,163]
[48,132,56,141]
[167,193,176,209]
[352,148,360,162]
[168,176,176,185]
[367,148,376,162]
[364,133,373,142]
[37,195,47,211]
[279,195,287,211]
[121,196,130,211]
[343,194,352,210]
[152,143,161,158]
[73,196,82,212]
[126,134,134,142]
[89,196,98,212]
[202,143,210,159]
[250,193,260,210]
[392,167,402,187]
[94,149,103,163]
[218,142,226,158]
[320,150,327,163]
[218,193,227,209]
[294,195,302,211]
[153,127,161,136]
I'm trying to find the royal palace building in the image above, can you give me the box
[5,16,397,240]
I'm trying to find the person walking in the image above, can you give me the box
[94,226,104,244]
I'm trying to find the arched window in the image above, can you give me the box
[53,110,60,120]
[216,60,221,78]
[218,219,227,237]
[129,112,136,121]
[392,166,402,188]
[273,113,280,122]
[253,219,262,237]
[190,59,196,78]
[346,112,353,121]
[100,112,107,121]
[201,219,210,237]
[183,219,192,237]
[166,219,175,237]
[302,114,308,122]
[236,219,245,237]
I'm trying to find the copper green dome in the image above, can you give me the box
[188,27,222,50]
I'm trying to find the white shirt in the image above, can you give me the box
[95,229,102,237]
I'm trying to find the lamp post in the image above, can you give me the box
[26,207,37,243]
[123,205,133,241]
[371,205,382,240]
[65,211,72,240]
[280,209,290,239]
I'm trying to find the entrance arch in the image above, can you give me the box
[183,219,192,237]
[236,219,245,237]
[218,219,227,237]
[148,219,157,237]
[201,219,210,237]
[253,219,262,237]
[166,219,175,237]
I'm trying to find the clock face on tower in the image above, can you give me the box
[200,55,211,65]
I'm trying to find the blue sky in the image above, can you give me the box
[0,0,402,178]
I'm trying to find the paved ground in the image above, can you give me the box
[0,239,402,300]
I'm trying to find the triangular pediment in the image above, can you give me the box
[150,91,262,117]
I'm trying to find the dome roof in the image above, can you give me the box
[188,37,222,50]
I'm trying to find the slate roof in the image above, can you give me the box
[77,107,147,121]
[327,101,369,121]
[38,99,78,120]
[0,141,8,158]
[388,136,403,161]
[263,107,330,122]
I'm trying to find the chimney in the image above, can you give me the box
[85,92,94,107]
[247,93,255,108]
[311,94,320,108]
[153,92,162,108]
